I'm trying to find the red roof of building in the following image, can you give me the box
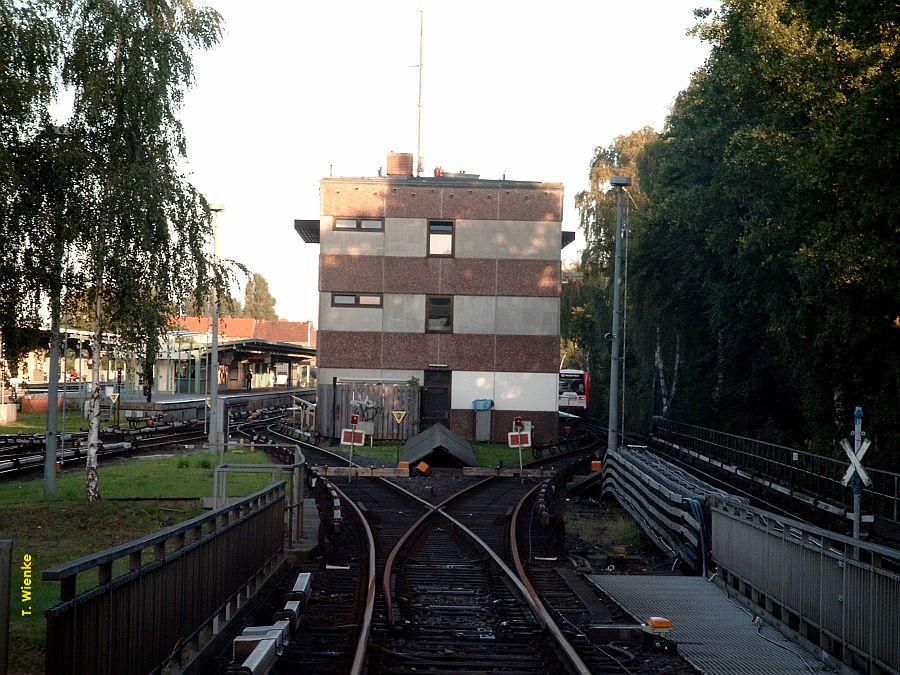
[172,316,316,346]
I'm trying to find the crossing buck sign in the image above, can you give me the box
[841,436,872,487]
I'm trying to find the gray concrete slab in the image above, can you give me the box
[587,575,823,674]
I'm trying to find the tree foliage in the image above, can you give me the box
[242,273,278,321]
[0,0,231,498]
[570,0,899,459]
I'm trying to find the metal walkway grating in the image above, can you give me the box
[587,575,824,674]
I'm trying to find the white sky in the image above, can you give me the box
[180,0,714,322]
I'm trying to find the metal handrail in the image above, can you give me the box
[653,416,899,521]
[44,481,285,585]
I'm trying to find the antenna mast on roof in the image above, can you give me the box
[415,9,424,176]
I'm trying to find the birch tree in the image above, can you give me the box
[61,0,225,500]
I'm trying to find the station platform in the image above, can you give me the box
[588,575,823,674]
[116,387,315,422]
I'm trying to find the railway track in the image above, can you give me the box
[0,421,209,479]
[225,422,601,673]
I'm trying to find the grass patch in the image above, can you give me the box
[1,449,278,673]
[565,509,643,547]
[0,410,87,435]
[0,450,275,505]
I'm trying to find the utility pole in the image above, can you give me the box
[208,204,224,455]
[606,176,631,455]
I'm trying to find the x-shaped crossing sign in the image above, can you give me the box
[840,438,872,487]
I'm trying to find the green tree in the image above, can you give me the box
[0,1,63,365]
[576,0,899,460]
[60,0,227,500]
[243,273,278,321]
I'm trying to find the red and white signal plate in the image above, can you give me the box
[508,431,531,448]
[341,429,365,446]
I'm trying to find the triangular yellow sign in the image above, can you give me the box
[391,410,407,423]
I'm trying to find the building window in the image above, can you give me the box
[331,293,383,307]
[426,296,453,332]
[428,220,454,256]
[333,217,384,231]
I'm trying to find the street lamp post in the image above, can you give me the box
[606,176,631,455]
[208,204,224,455]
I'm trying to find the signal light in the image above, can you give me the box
[351,414,359,425]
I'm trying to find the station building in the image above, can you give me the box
[296,152,571,444]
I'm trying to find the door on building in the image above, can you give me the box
[422,370,451,428]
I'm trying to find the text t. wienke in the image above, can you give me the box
[21,553,33,616]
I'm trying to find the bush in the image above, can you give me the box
[175,457,189,469]
[196,456,213,470]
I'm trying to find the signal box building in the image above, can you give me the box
[296,152,570,444]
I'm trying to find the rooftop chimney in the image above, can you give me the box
[386,152,414,177]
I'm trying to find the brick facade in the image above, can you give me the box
[313,164,563,445]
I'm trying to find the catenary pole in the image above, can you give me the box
[606,176,631,454]
[208,205,223,454]
[44,292,61,495]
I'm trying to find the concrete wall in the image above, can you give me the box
[384,218,427,257]
[321,293,557,337]
[321,217,561,261]
[319,216,384,256]
[319,293,425,333]
[453,296,559,336]
[451,370,558,412]
[455,220,560,260]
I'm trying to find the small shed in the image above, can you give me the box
[400,423,478,468]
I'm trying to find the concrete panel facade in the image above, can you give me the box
[455,220,560,260]
[450,371,558,412]
[315,172,563,443]
[383,294,425,333]
[319,216,384,256]
[454,296,496,334]
[453,220,497,258]
[450,371,497,409]
[493,372,559,411]
[384,218,427,257]
[495,297,559,335]
[319,292,384,331]
[318,293,426,333]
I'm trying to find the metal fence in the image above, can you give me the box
[652,417,900,523]
[42,482,285,675]
[318,382,420,441]
[711,496,900,674]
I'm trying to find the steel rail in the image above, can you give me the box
[263,420,600,674]
[327,478,377,675]
[382,477,494,626]
[258,422,381,675]
[374,473,592,674]
[435,506,592,675]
